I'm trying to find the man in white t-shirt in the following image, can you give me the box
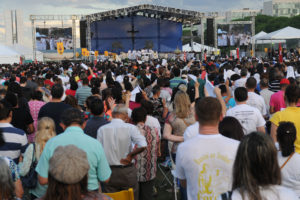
[233,68,248,90]
[246,77,267,117]
[176,97,239,200]
[259,78,274,117]
[226,87,266,135]
[183,122,199,141]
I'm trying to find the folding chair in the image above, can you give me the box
[157,157,173,187]
[157,141,179,200]
[104,188,134,200]
[168,141,178,200]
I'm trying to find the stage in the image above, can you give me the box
[81,4,205,53]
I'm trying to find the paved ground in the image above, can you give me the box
[153,160,180,200]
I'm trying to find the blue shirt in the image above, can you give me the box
[223,96,236,109]
[35,126,111,193]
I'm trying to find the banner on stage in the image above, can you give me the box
[82,48,88,57]
[94,51,99,58]
[57,42,64,55]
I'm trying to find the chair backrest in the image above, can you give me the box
[104,188,134,200]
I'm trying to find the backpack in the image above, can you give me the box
[21,144,38,189]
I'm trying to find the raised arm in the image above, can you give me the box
[214,87,226,116]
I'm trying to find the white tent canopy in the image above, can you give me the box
[252,31,267,43]
[11,44,43,61]
[253,31,286,44]
[256,26,300,40]
[182,42,219,53]
[0,44,20,64]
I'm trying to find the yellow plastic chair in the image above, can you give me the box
[104,188,134,200]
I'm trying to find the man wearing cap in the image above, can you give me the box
[36,108,111,197]
[97,104,147,200]
[269,78,290,114]
[47,145,112,200]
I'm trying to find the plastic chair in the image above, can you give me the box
[104,188,134,200]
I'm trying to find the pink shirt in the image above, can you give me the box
[269,90,286,113]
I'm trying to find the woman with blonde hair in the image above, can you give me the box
[163,85,198,200]
[163,88,197,161]
[18,117,56,200]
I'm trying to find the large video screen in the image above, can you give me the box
[217,24,252,47]
[36,27,73,51]
[90,16,182,53]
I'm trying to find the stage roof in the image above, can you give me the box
[84,4,205,24]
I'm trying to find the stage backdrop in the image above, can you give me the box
[90,16,182,53]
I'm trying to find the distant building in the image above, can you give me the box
[3,10,24,46]
[263,0,300,17]
[0,15,4,44]
[225,8,261,22]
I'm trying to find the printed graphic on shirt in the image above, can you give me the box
[194,153,231,200]
[234,110,254,127]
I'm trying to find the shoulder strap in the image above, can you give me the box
[31,143,36,164]
[280,152,295,170]
[182,118,190,127]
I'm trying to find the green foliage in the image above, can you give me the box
[232,14,300,34]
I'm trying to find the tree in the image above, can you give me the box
[233,14,300,34]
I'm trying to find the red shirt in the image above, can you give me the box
[129,101,141,110]
[44,79,54,87]
[65,89,76,96]
[88,73,98,81]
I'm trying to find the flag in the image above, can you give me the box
[104,51,109,57]
[19,57,22,65]
[94,51,99,58]
[57,42,64,55]
[279,43,283,63]
[205,73,216,97]
[82,48,87,57]
[236,48,239,59]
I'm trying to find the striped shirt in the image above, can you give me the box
[269,80,281,93]
[170,77,187,89]
[75,86,92,106]
[0,123,28,164]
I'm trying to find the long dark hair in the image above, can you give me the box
[219,117,244,141]
[277,122,296,157]
[232,132,281,200]
[44,174,88,200]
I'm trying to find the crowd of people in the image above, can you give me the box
[0,50,300,200]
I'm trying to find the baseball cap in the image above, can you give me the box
[280,78,290,85]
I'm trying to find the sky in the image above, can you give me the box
[0,0,264,48]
